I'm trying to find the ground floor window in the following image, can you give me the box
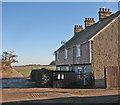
[77,66,83,78]
[61,67,64,71]
[57,66,69,71]
[57,67,60,71]
[75,66,89,85]
[66,66,69,71]
[70,66,72,71]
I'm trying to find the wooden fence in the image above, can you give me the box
[53,71,78,88]
[31,69,78,88]
[31,68,95,88]
[105,66,120,89]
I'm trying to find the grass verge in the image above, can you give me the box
[13,65,56,77]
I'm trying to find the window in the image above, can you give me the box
[56,52,59,61]
[57,67,60,71]
[77,66,83,79]
[66,67,69,71]
[64,49,68,59]
[70,66,72,71]
[61,67,64,71]
[76,45,80,57]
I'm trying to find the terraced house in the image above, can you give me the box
[55,8,120,86]
[55,8,120,88]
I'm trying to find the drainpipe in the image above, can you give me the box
[117,66,119,88]
[72,46,74,71]
[89,40,92,64]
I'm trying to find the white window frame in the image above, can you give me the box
[56,51,59,61]
[66,66,69,71]
[76,45,80,57]
[64,49,68,59]
[57,67,60,71]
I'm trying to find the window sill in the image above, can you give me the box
[76,56,80,58]
[64,58,68,60]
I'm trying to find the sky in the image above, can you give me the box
[2,2,118,66]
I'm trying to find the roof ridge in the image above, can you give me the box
[55,10,120,52]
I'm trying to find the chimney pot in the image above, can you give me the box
[74,24,83,35]
[102,8,104,11]
[99,8,111,21]
[100,8,102,11]
[105,8,107,11]
[84,17,95,28]
[103,8,105,11]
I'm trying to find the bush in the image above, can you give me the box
[41,73,50,87]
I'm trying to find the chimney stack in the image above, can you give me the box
[74,25,83,35]
[98,8,111,21]
[84,18,95,28]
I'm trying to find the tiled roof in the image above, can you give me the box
[55,11,120,52]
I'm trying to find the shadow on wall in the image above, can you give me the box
[94,78,106,89]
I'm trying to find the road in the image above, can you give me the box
[1,69,120,104]
[1,87,120,103]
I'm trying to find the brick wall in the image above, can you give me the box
[92,17,119,80]
[55,48,73,65]
[74,42,90,64]
[55,41,90,66]
[118,17,120,66]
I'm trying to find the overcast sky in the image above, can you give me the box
[2,2,118,65]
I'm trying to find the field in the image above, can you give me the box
[13,65,56,77]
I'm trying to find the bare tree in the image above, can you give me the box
[1,51,18,68]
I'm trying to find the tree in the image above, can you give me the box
[1,51,18,67]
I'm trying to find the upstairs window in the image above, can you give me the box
[64,49,68,59]
[76,45,80,57]
[56,52,59,61]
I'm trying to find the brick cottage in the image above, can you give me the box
[54,8,120,88]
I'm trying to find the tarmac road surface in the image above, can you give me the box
[1,88,120,104]
[1,69,120,104]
